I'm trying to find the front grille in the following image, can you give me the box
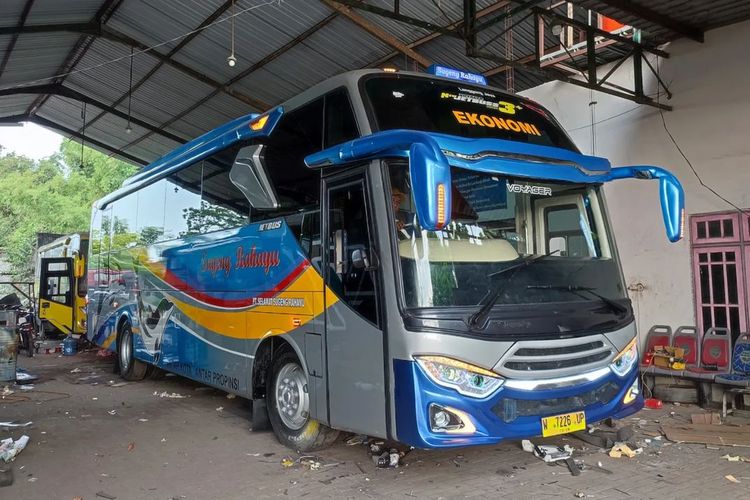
[514,341,604,357]
[500,338,613,374]
[492,381,620,423]
[504,351,611,371]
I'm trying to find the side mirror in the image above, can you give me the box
[229,144,279,209]
[351,248,370,270]
[609,166,685,242]
[548,237,567,256]
[409,142,452,231]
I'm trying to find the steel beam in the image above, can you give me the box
[25,0,124,117]
[590,0,704,42]
[120,12,340,154]
[535,8,669,58]
[323,0,461,37]
[78,0,237,139]
[323,0,431,67]
[0,84,188,144]
[0,21,270,110]
[0,0,36,78]
[366,1,509,68]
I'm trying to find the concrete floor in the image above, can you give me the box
[2,350,749,499]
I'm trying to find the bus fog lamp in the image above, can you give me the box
[428,404,476,434]
[415,355,503,398]
[610,338,638,377]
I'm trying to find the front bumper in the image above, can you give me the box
[393,358,642,448]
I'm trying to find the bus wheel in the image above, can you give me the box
[267,349,338,451]
[117,323,148,381]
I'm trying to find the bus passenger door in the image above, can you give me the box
[323,173,387,437]
[39,257,75,334]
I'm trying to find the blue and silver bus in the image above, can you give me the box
[87,67,684,450]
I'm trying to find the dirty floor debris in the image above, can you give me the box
[2,351,750,498]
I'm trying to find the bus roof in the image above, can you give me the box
[97,69,558,209]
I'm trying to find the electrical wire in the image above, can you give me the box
[655,56,749,215]
[0,0,279,93]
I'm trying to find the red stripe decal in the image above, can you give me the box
[160,260,310,308]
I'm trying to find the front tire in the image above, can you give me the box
[267,349,338,451]
[117,323,148,381]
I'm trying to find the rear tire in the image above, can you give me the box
[117,323,148,381]
[267,349,338,451]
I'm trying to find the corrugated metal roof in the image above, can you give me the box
[0,0,747,167]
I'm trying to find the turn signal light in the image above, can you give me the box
[436,183,446,227]
[249,114,269,131]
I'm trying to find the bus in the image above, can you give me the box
[37,232,88,336]
[87,67,684,451]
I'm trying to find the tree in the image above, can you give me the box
[0,139,138,280]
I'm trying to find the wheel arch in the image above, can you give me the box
[250,334,306,400]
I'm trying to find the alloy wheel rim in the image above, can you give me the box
[275,362,309,430]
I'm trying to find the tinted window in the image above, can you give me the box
[199,146,251,233]
[364,75,576,151]
[137,179,166,245]
[110,194,138,251]
[262,98,323,218]
[324,89,358,147]
[164,161,203,240]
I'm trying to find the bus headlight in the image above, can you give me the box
[610,338,638,377]
[415,355,503,398]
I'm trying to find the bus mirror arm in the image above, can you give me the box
[609,166,685,243]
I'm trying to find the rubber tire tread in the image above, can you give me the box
[118,323,148,381]
[267,349,339,452]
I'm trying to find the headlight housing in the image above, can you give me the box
[610,338,638,377]
[415,355,503,398]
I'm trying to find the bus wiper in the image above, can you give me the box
[467,250,560,329]
[525,284,628,315]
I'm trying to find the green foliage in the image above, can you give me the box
[0,140,138,280]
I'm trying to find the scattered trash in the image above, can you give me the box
[137,418,149,422]
[154,391,188,399]
[226,394,236,399]
[215,406,223,412]
[161,438,167,443]
[299,456,322,470]
[0,436,29,462]
[27,476,37,483]
[70,367,82,373]
[127,442,135,452]
[574,492,585,498]
[644,398,663,409]
[0,466,12,487]
[346,434,368,446]
[0,421,32,429]
[96,491,117,500]
[107,410,117,416]
[725,474,741,484]
[722,454,749,462]
[526,443,574,463]
[616,425,635,442]
[609,443,636,458]
[1,386,14,397]
[691,413,721,425]
[17,385,34,391]
[15,373,37,383]
[521,439,534,453]
[108,382,128,388]
[281,456,295,468]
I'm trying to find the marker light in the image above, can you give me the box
[249,114,269,131]
[426,64,487,86]
[436,183,446,227]
[679,208,686,240]
[610,338,638,377]
[382,67,398,73]
[416,355,503,398]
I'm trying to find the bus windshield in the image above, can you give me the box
[388,165,627,311]
[363,75,577,151]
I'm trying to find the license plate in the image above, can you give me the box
[541,411,586,437]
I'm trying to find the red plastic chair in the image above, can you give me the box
[673,326,700,368]
[686,327,731,378]
[641,325,673,367]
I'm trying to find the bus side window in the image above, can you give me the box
[324,89,358,148]
[545,204,589,257]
